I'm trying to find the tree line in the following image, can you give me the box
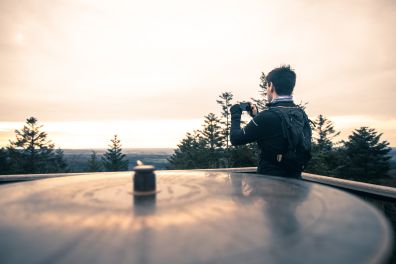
[0,117,129,175]
[0,73,392,181]
[168,73,392,181]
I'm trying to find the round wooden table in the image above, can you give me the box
[0,171,393,264]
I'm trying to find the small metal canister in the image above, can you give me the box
[133,161,156,195]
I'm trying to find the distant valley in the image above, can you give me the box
[55,147,396,175]
[63,148,174,172]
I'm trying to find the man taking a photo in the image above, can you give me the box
[230,65,312,178]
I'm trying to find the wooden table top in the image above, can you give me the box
[0,170,393,264]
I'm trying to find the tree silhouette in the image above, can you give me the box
[87,151,103,172]
[50,148,68,172]
[229,145,258,167]
[200,113,224,167]
[216,92,233,149]
[0,148,11,175]
[337,127,391,179]
[305,115,341,175]
[8,117,67,174]
[167,131,208,169]
[250,72,268,112]
[201,113,223,151]
[102,135,129,171]
[313,114,340,151]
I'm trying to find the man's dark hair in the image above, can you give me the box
[266,65,296,96]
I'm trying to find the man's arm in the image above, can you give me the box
[230,104,261,146]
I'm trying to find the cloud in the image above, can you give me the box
[0,0,396,147]
[303,67,396,118]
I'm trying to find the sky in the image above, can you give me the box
[0,0,395,148]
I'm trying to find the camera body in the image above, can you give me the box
[238,102,258,117]
[239,102,252,112]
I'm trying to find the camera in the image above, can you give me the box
[239,102,251,112]
[239,102,258,117]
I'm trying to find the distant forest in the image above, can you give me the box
[63,148,172,172]
[0,72,395,188]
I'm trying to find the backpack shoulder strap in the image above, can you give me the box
[267,106,307,151]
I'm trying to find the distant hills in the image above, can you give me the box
[63,148,174,172]
[63,148,174,155]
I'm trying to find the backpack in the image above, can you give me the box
[268,106,312,172]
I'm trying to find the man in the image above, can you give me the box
[230,65,311,178]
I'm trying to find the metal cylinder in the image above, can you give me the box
[133,164,156,195]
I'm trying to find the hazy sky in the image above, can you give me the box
[1,0,395,148]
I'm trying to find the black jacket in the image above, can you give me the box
[230,101,303,178]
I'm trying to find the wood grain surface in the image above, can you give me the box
[0,170,392,264]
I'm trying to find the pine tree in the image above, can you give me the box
[215,92,234,167]
[337,127,391,179]
[313,114,340,151]
[306,115,341,175]
[167,131,208,169]
[250,72,268,112]
[200,113,223,168]
[0,147,11,175]
[229,145,258,167]
[216,92,233,149]
[102,135,129,171]
[49,148,69,173]
[201,113,223,150]
[8,117,68,174]
[4,147,20,174]
[86,151,103,172]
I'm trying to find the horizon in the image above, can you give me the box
[1,116,395,149]
[1,0,396,148]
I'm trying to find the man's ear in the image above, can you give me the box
[268,82,273,93]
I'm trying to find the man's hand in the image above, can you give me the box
[230,104,242,116]
[249,103,258,117]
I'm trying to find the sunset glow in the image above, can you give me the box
[1,0,395,148]
[0,119,203,148]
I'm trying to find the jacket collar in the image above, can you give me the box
[271,95,293,103]
[266,99,296,108]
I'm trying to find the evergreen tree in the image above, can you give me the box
[250,72,268,112]
[307,146,343,176]
[229,145,258,167]
[167,131,208,169]
[86,151,103,172]
[49,148,69,173]
[200,113,223,168]
[0,147,11,175]
[337,127,391,180]
[216,92,233,149]
[8,117,68,174]
[313,114,340,151]
[306,115,341,175]
[201,113,223,150]
[216,92,234,167]
[102,135,129,171]
[5,146,21,174]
